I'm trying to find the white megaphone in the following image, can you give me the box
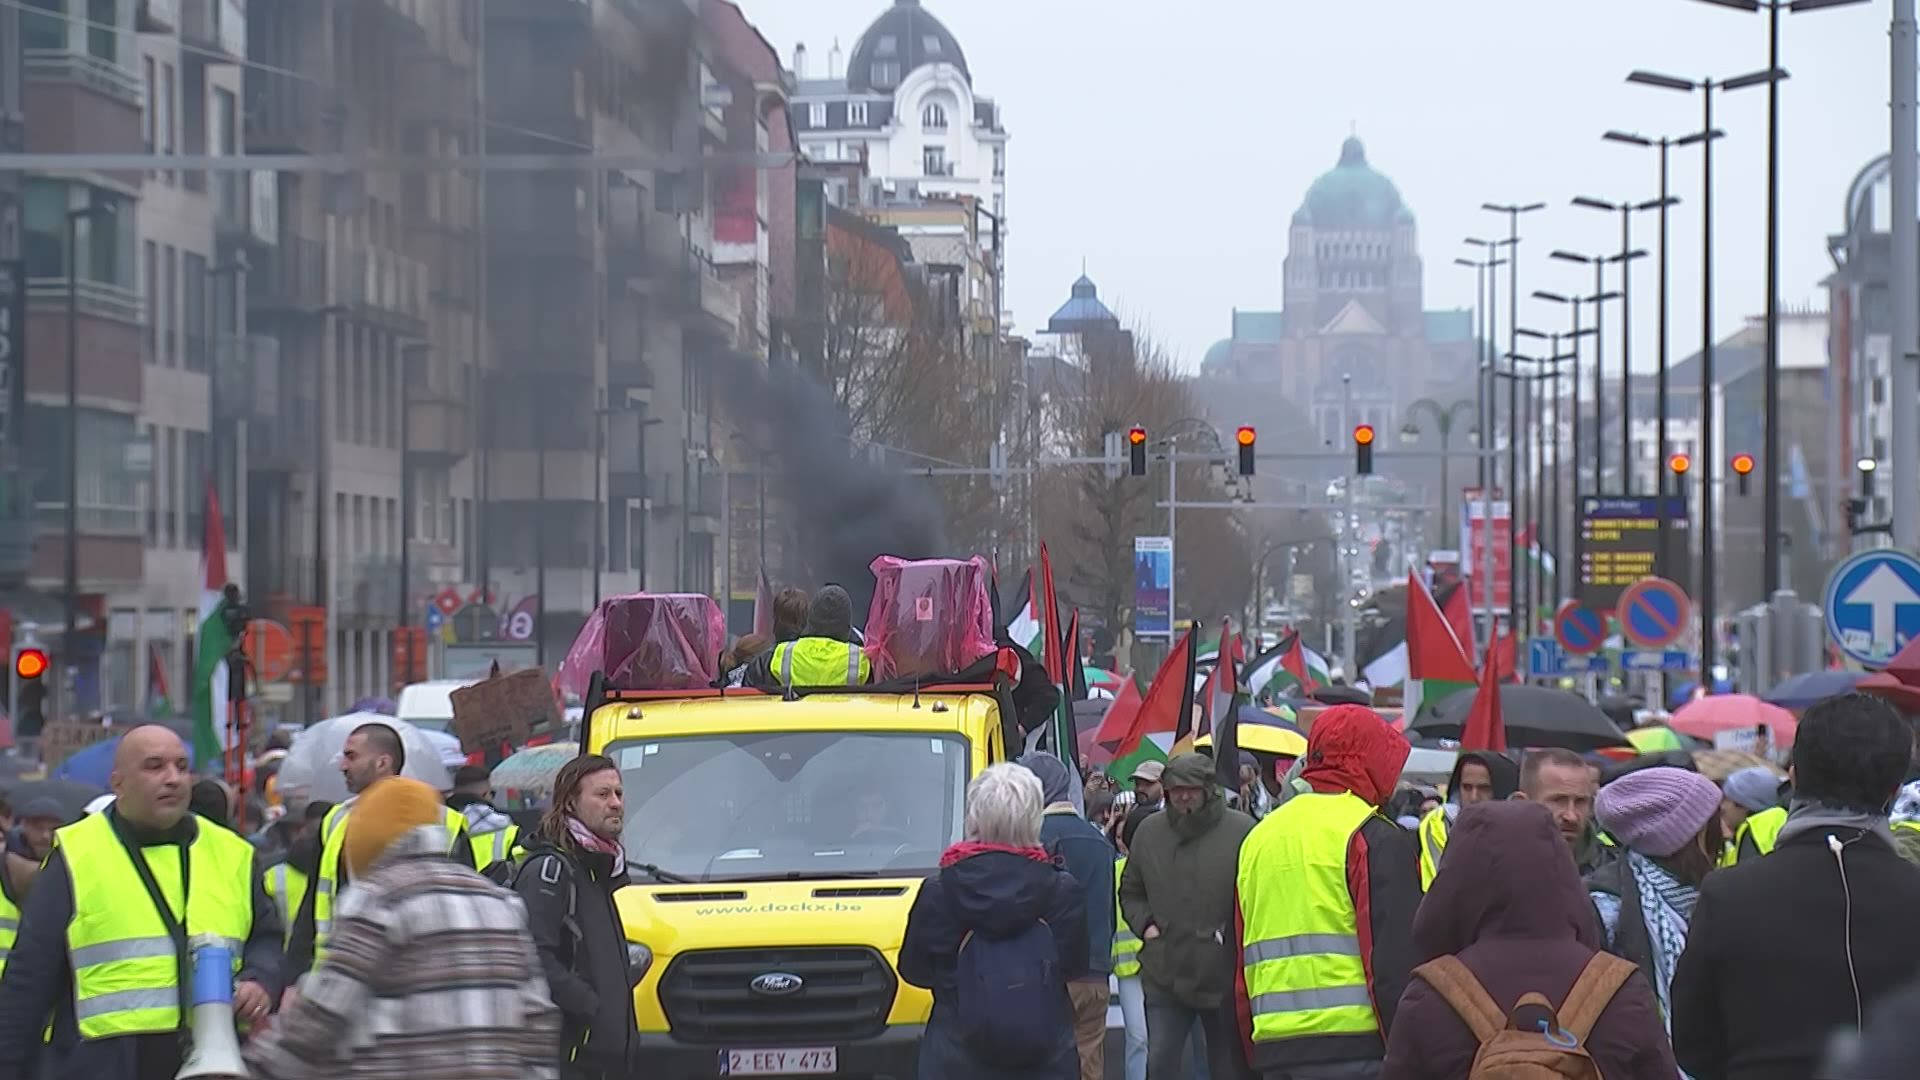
[176,933,249,1079]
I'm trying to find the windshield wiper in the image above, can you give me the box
[630,862,697,885]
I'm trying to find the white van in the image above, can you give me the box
[395,679,475,734]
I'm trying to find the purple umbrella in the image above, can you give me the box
[350,696,397,716]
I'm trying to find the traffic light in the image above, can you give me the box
[1668,453,1691,478]
[1236,426,1256,476]
[1128,427,1148,477]
[1354,424,1375,476]
[11,645,46,737]
[1731,453,1755,497]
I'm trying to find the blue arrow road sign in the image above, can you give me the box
[1824,550,1920,666]
[1530,639,1599,678]
[1621,650,1692,673]
[425,607,445,633]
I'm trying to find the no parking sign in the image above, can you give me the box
[1618,577,1691,650]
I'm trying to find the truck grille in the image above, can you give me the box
[659,946,897,1045]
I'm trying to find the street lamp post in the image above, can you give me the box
[1552,250,1644,497]
[1478,203,1543,638]
[1516,333,1577,604]
[1401,398,1477,546]
[1571,197,1658,493]
[1630,65,1785,677]
[1455,255,1505,492]
[1691,0,1871,591]
[64,201,116,704]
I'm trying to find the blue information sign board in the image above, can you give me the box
[1530,639,1599,679]
[1621,649,1692,673]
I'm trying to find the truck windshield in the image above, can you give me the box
[607,730,969,882]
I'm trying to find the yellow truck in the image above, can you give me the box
[581,669,1018,1077]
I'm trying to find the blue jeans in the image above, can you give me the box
[1116,977,1209,1080]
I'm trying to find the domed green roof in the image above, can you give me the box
[1293,137,1410,229]
[1202,339,1234,368]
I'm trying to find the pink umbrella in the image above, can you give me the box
[1670,694,1798,748]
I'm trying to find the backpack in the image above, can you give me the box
[949,918,1067,1068]
[1412,952,1638,1080]
[487,850,581,952]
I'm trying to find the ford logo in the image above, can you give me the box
[750,972,805,996]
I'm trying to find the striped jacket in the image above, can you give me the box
[243,825,560,1080]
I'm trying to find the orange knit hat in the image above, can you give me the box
[343,777,444,877]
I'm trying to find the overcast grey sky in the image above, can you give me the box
[739,0,1889,375]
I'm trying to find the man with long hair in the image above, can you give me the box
[514,755,640,1079]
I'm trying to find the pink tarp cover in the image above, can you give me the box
[864,555,996,681]
[558,593,727,694]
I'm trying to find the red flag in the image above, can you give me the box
[1108,627,1197,761]
[1460,637,1508,751]
[1493,631,1518,683]
[1090,673,1144,763]
[1279,632,1320,694]
[1038,543,1065,687]
[1441,583,1474,659]
[1407,568,1476,684]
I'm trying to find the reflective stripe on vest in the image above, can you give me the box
[775,639,870,687]
[315,803,466,957]
[1238,791,1380,1045]
[1417,806,1448,892]
[265,863,310,947]
[1111,855,1140,978]
[471,824,519,871]
[58,812,254,1040]
[1736,806,1788,863]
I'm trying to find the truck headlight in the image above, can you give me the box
[628,942,654,984]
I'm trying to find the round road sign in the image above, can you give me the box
[1823,549,1920,667]
[1554,601,1607,656]
[1617,577,1691,650]
[243,619,295,683]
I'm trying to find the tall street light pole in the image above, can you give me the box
[1630,65,1784,676]
[1572,197,1655,492]
[64,202,115,703]
[1551,252,1614,495]
[1455,256,1500,492]
[1604,128,1714,579]
[1459,252,1507,637]
[1516,333,1578,603]
[1691,0,1871,592]
[1895,0,1920,548]
[1482,203,1545,637]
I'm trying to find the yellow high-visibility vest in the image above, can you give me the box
[0,875,18,980]
[469,823,521,871]
[772,639,871,687]
[1112,856,1140,979]
[264,863,309,947]
[58,812,253,1040]
[1734,806,1788,863]
[1238,791,1379,1046]
[315,800,467,959]
[1417,805,1449,891]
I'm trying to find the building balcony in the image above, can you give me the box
[139,0,180,31]
[693,262,741,342]
[248,236,327,316]
[182,0,246,62]
[243,80,344,155]
[335,248,427,332]
[406,389,471,464]
[213,171,278,250]
[23,50,143,111]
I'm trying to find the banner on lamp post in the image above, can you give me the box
[1459,488,1511,615]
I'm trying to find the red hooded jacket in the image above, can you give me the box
[1234,704,1421,1073]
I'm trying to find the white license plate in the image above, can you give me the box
[719,1047,838,1076]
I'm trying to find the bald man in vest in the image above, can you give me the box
[0,725,285,1080]
[283,722,472,985]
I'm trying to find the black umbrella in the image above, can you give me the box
[1762,670,1864,709]
[1410,685,1629,751]
[1310,685,1373,707]
[0,777,105,821]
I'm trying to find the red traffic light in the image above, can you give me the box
[1668,453,1692,476]
[1731,453,1755,476]
[1353,424,1376,447]
[1127,427,1147,446]
[1236,426,1256,447]
[14,647,47,680]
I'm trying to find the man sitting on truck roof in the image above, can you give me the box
[745,585,873,691]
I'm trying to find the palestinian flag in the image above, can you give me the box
[189,481,232,767]
[1036,546,1085,806]
[1517,524,1558,631]
[1106,627,1197,783]
[1209,619,1247,793]
[1244,630,1330,700]
[1406,565,1476,721]
[1004,570,1042,654]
